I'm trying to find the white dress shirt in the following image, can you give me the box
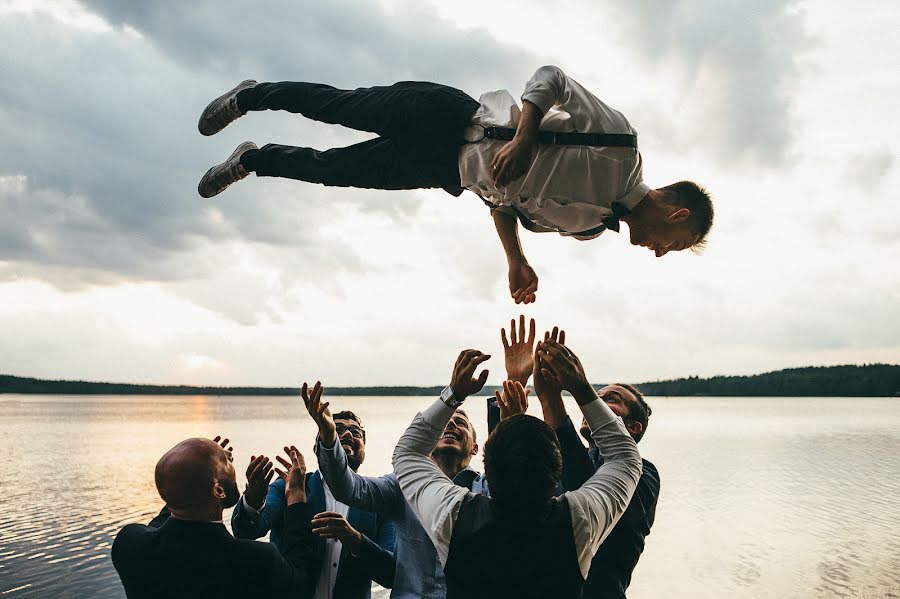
[392,397,642,579]
[313,480,351,599]
[239,480,352,599]
[458,65,649,239]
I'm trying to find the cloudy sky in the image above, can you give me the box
[1,0,897,387]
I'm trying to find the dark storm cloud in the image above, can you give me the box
[76,0,537,94]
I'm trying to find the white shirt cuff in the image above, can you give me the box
[422,398,457,429]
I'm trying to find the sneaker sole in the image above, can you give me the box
[198,141,258,198]
[197,79,257,136]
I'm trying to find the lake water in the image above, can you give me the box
[1,394,898,598]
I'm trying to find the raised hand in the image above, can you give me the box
[534,327,565,400]
[509,261,538,304]
[450,349,492,402]
[302,381,336,446]
[212,435,233,462]
[502,315,536,384]
[532,328,569,429]
[538,340,596,405]
[496,380,530,421]
[310,512,364,554]
[274,445,308,505]
[243,455,274,510]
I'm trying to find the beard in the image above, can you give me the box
[347,455,363,471]
[222,479,241,509]
[341,441,365,471]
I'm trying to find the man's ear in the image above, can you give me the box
[625,420,643,438]
[471,443,479,457]
[212,482,226,500]
[667,207,690,224]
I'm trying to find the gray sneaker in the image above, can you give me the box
[198,141,258,198]
[198,79,257,136]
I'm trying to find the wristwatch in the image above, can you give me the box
[440,385,464,408]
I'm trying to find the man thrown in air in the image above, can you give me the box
[197,66,714,304]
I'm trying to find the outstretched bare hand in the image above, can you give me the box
[275,445,308,505]
[450,349,491,402]
[243,455,274,510]
[496,380,530,421]
[212,435,233,462]
[539,340,596,405]
[302,381,336,447]
[534,327,565,401]
[502,315,536,384]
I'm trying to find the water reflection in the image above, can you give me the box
[0,395,898,598]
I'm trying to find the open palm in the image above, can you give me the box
[501,316,536,384]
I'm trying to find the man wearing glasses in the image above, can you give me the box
[304,381,489,599]
[232,393,396,599]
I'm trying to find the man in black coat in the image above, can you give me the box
[112,437,319,599]
[490,317,660,599]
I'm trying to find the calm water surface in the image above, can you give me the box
[1,395,898,598]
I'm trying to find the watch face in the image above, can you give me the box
[441,386,455,403]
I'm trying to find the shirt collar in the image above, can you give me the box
[619,181,650,211]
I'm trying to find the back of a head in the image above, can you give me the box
[154,438,219,511]
[661,180,714,250]
[484,414,562,517]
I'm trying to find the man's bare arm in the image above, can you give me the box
[492,210,538,304]
[490,100,543,186]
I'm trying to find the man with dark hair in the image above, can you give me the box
[197,65,713,304]
[305,381,489,599]
[393,346,642,599]
[231,396,395,599]
[493,316,660,598]
[112,436,319,599]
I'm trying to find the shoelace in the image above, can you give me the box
[206,97,240,131]
[209,159,247,194]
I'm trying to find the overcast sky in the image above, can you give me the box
[1,0,897,386]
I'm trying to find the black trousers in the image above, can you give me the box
[240,81,480,195]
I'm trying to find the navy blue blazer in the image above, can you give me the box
[232,470,395,599]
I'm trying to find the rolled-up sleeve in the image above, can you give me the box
[521,65,568,116]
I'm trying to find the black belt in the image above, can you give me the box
[481,126,637,148]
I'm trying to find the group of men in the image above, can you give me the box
[110,63,705,598]
[112,318,660,599]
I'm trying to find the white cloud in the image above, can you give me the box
[0,1,898,386]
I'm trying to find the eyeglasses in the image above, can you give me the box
[336,424,365,439]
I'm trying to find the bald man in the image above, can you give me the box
[112,437,319,599]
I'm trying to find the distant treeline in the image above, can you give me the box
[635,364,899,397]
[2,364,898,397]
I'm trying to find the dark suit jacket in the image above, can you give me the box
[558,418,660,599]
[112,502,318,599]
[487,402,660,599]
[232,470,395,599]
